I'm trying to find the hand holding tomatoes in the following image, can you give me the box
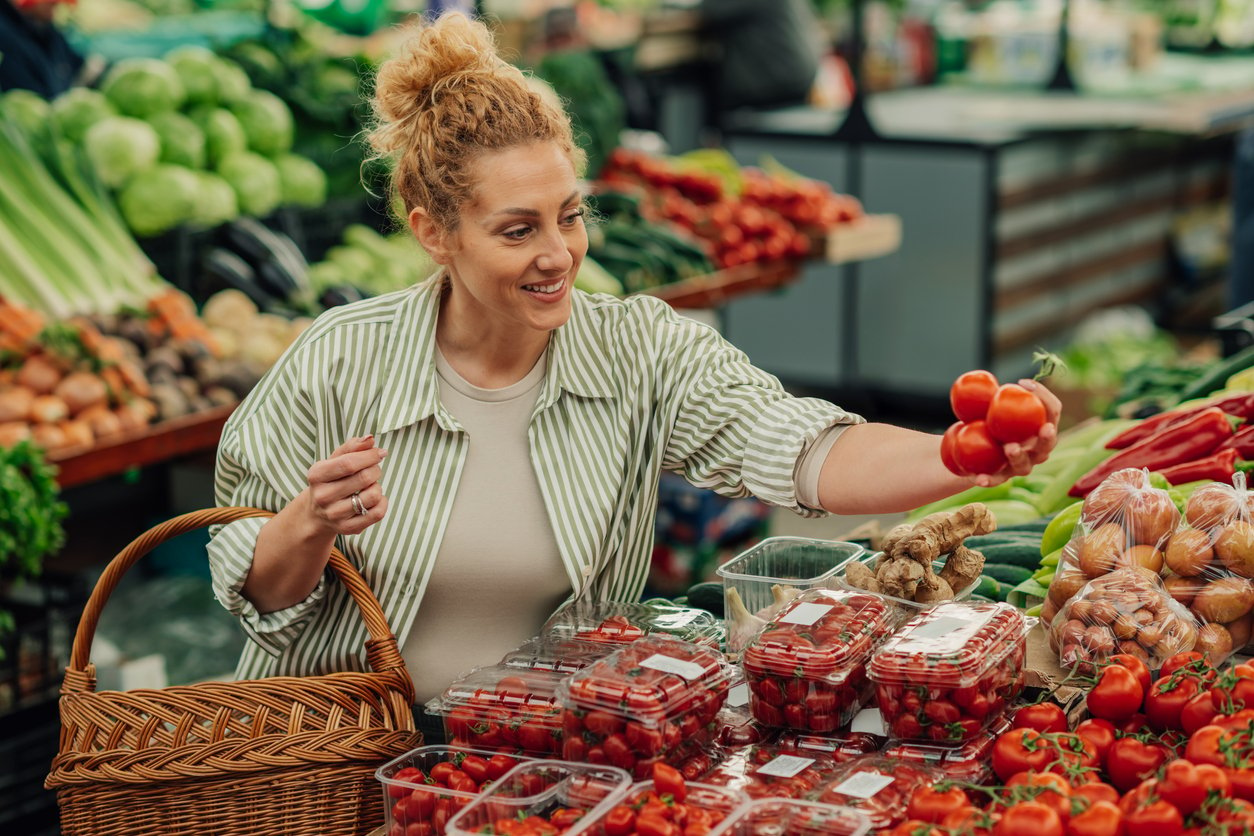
[943,370,1062,484]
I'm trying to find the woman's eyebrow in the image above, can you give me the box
[491,191,581,217]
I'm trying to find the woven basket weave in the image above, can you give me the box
[46,507,421,836]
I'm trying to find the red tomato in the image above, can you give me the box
[992,800,1063,836]
[1180,691,1219,736]
[1066,800,1123,836]
[601,805,636,836]
[951,420,1008,475]
[1146,675,1202,731]
[1106,737,1169,793]
[986,383,1047,443]
[941,422,968,477]
[1075,719,1117,769]
[886,821,943,836]
[1159,759,1229,817]
[951,370,999,423]
[1071,782,1119,807]
[1005,772,1070,823]
[943,806,999,836]
[1123,800,1183,836]
[1087,665,1144,723]
[1013,702,1068,734]
[459,755,491,785]
[907,784,970,823]
[652,762,687,802]
[1109,654,1152,696]
[993,729,1053,782]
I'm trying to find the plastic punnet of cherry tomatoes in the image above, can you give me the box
[429,666,568,757]
[383,747,522,836]
[448,761,631,836]
[582,762,742,836]
[813,756,943,830]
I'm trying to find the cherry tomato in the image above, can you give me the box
[951,370,999,423]
[652,762,686,803]
[1013,702,1068,734]
[986,383,1047,443]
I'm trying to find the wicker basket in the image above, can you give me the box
[46,507,420,836]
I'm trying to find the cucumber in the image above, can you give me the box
[686,581,724,617]
[965,532,1045,549]
[980,563,1035,586]
[979,499,1048,528]
[979,543,1047,569]
[994,515,1057,535]
[974,575,1003,602]
[1175,343,1254,402]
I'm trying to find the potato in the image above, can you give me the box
[1049,567,1089,607]
[1121,544,1164,574]
[1116,641,1152,667]
[1126,489,1181,547]
[1164,575,1205,607]
[1191,577,1254,623]
[1079,524,1126,578]
[1136,622,1164,648]
[1082,469,1145,525]
[1084,625,1117,655]
[1187,483,1246,530]
[1164,528,1214,577]
[1215,521,1254,578]
[1195,623,1235,666]
[1041,594,1059,627]
[1226,611,1254,651]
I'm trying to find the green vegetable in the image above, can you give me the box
[273,153,328,208]
[685,582,724,617]
[1007,578,1051,609]
[165,45,221,106]
[189,172,239,229]
[147,111,206,170]
[83,116,161,188]
[575,256,624,296]
[981,563,1034,586]
[1040,503,1083,557]
[189,107,248,167]
[217,151,282,218]
[50,88,116,144]
[974,575,1003,602]
[101,57,186,118]
[210,57,253,106]
[906,482,1014,522]
[118,164,199,237]
[2,89,50,136]
[1175,344,1254,403]
[977,499,1045,529]
[230,89,294,157]
[977,542,1047,570]
[1034,421,1136,514]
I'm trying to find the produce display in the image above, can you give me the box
[427,666,569,758]
[578,765,743,836]
[445,760,630,836]
[812,756,943,830]
[377,746,527,836]
[880,714,1013,784]
[699,742,844,799]
[868,602,1029,743]
[740,589,895,732]
[500,637,614,675]
[712,797,871,836]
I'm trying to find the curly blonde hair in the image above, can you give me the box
[367,13,585,233]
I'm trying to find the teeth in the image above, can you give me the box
[523,281,563,294]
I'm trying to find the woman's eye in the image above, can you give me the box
[562,208,586,225]
[503,226,531,240]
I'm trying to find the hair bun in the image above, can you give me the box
[369,13,504,156]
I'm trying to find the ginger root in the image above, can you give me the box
[844,560,882,593]
[940,544,986,592]
[895,503,996,564]
[859,503,996,604]
[878,558,925,600]
[915,576,956,603]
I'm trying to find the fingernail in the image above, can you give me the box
[362,434,374,443]
[378,449,388,458]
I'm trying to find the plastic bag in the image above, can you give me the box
[1158,472,1254,661]
[1049,568,1203,673]
[1044,468,1180,626]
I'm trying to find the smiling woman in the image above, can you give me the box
[205,11,1065,720]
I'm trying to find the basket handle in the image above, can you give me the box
[65,507,411,694]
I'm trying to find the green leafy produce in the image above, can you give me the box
[101,57,186,118]
[230,89,294,157]
[164,45,221,106]
[147,111,206,170]
[575,256,624,296]
[2,89,50,136]
[190,172,240,229]
[535,49,624,178]
[83,116,161,188]
[217,151,282,217]
[50,87,116,144]
[117,164,199,237]
[210,56,253,106]
[273,152,327,208]
[189,106,248,167]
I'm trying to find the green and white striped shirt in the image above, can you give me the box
[208,282,862,680]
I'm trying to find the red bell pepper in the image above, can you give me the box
[1157,448,1239,486]
[1219,424,1254,458]
[1070,407,1234,497]
[1105,394,1254,449]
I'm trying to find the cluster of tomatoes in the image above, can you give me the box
[597,148,861,271]
[385,751,523,836]
[590,763,734,836]
[467,806,589,836]
[871,606,1028,743]
[440,670,565,757]
[882,715,1014,785]
[700,743,840,800]
[942,369,1049,477]
[741,592,890,733]
[571,614,650,645]
[813,757,942,830]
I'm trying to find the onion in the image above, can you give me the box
[29,395,69,424]
[0,386,34,423]
[30,422,68,452]
[54,372,108,416]
[16,353,62,395]
[78,404,123,440]
[58,419,94,450]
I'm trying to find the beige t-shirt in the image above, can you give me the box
[403,348,571,705]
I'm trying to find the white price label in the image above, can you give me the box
[640,653,705,681]
[831,771,895,799]
[909,615,976,640]
[727,683,750,708]
[755,755,816,778]
[655,610,699,629]
[778,602,834,627]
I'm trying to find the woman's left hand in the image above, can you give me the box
[969,379,1063,487]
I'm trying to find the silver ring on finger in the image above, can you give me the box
[350,491,366,516]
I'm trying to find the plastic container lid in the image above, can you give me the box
[741,589,895,684]
[700,742,843,799]
[881,714,1012,782]
[867,602,1028,689]
[775,731,883,764]
[718,538,866,585]
[500,636,614,673]
[582,780,746,834]
[543,600,725,648]
[427,665,566,718]
[709,798,872,836]
[444,760,631,836]
[556,634,735,726]
[813,756,943,830]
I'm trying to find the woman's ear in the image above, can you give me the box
[409,206,452,264]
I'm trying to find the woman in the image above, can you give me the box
[208,13,1060,719]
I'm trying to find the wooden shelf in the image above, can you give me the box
[50,404,235,489]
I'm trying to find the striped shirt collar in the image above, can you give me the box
[375,281,616,435]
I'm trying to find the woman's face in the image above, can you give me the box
[438,141,587,336]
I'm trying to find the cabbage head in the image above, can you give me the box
[189,106,248,167]
[210,57,252,106]
[165,45,220,106]
[84,116,161,188]
[101,58,185,118]
[189,172,239,229]
[118,164,200,237]
[230,89,294,157]
[51,88,117,144]
[147,111,206,169]
[217,151,282,218]
[274,153,327,208]
[3,89,51,137]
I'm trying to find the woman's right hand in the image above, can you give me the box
[305,434,389,535]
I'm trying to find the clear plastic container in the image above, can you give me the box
[868,602,1029,744]
[377,745,529,835]
[812,756,944,831]
[700,741,844,799]
[741,590,897,733]
[425,665,567,757]
[773,730,882,765]
[500,636,614,674]
[543,600,725,648]
[834,552,980,611]
[555,635,734,780]
[709,798,873,836]
[445,760,631,835]
[578,779,746,836]
[881,713,1013,784]
[718,538,866,655]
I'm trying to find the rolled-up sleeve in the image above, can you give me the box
[653,304,863,516]
[207,356,329,656]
